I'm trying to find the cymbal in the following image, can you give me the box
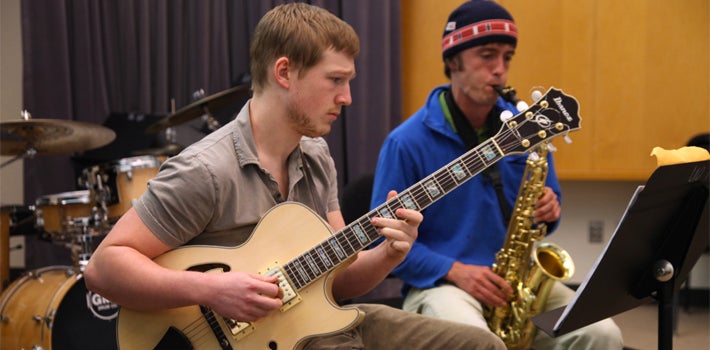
[1,118,116,156]
[132,143,184,157]
[146,84,251,133]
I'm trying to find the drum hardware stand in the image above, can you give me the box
[74,225,94,270]
[91,171,111,226]
[190,89,221,133]
[0,147,36,169]
[0,111,35,169]
[65,218,104,270]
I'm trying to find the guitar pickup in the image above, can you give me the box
[263,265,301,311]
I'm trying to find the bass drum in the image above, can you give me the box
[0,266,118,349]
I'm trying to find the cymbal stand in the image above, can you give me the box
[165,98,178,144]
[91,171,110,228]
[165,126,177,144]
[71,220,96,270]
[192,88,221,133]
[201,106,221,132]
[0,147,36,169]
[2,110,37,168]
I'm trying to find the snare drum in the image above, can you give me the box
[35,191,94,235]
[83,156,161,220]
[0,266,118,349]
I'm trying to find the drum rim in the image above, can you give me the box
[0,265,79,313]
[113,155,162,171]
[35,190,92,206]
[85,155,161,173]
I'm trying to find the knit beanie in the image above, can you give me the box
[442,0,517,59]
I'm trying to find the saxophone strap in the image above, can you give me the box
[440,89,512,225]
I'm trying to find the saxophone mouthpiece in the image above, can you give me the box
[494,85,528,112]
[493,85,519,103]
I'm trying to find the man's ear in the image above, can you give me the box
[444,56,460,74]
[273,57,291,89]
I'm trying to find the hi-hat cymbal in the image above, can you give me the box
[145,84,251,133]
[1,118,116,156]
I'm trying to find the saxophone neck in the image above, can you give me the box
[530,142,550,161]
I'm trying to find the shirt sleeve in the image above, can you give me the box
[133,153,216,247]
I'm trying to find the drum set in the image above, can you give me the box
[0,84,250,349]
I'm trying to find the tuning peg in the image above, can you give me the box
[515,101,529,112]
[564,135,573,144]
[499,110,514,122]
[547,143,558,153]
[531,90,543,102]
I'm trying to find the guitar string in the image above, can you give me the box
[181,312,217,347]
[183,317,207,339]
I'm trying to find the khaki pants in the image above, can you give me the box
[305,303,506,349]
[403,283,624,350]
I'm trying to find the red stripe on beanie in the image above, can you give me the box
[442,19,517,53]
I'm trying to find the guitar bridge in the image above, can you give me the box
[224,318,255,341]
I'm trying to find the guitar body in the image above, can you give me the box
[117,203,365,350]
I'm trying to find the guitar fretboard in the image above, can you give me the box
[282,138,505,290]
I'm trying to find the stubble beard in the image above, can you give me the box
[286,102,328,138]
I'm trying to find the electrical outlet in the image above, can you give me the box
[589,220,604,243]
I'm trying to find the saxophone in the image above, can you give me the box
[484,87,575,350]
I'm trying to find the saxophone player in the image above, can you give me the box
[371,1,623,349]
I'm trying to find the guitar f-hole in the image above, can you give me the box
[187,262,231,273]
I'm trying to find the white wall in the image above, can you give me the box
[551,180,709,289]
[1,0,24,205]
[2,0,25,269]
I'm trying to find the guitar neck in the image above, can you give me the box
[283,137,507,291]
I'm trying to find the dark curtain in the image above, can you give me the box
[21,0,402,204]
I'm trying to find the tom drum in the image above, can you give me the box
[82,155,162,220]
[35,191,94,236]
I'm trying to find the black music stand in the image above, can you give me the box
[532,160,709,350]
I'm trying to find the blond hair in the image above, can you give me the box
[249,3,360,93]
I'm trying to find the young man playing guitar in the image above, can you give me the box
[84,3,505,349]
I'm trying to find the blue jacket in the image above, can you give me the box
[370,85,562,291]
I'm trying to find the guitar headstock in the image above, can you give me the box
[495,87,581,155]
